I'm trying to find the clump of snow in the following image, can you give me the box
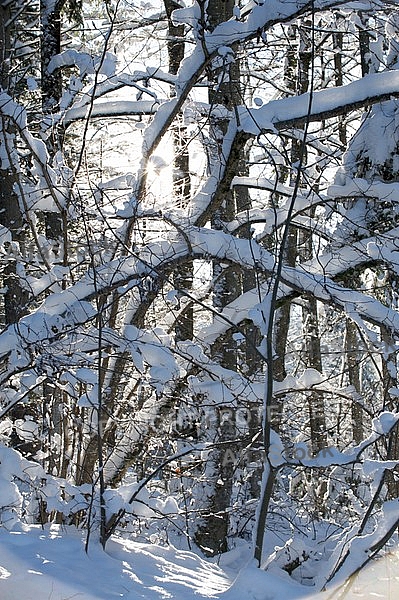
[48,49,117,78]
[372,410,399,435]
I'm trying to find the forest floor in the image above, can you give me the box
[0,525,398,599]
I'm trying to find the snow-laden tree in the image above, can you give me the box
[2,0,399,589]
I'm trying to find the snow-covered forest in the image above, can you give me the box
[1,0,399,597]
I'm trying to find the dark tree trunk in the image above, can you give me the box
[0,4,28,325]
[195,0,251,555]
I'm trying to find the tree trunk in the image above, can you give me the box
[0,5,28,326]
[165,0,194,342]
[195,0,249,555]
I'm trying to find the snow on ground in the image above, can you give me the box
[0,525,231,600]
[0,525,398,600]
[305,548,399,600]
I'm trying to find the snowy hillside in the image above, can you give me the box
[0,525,398,600]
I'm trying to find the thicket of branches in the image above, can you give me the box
[1,0,399,589]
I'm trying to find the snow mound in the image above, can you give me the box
[0,525,231,600]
